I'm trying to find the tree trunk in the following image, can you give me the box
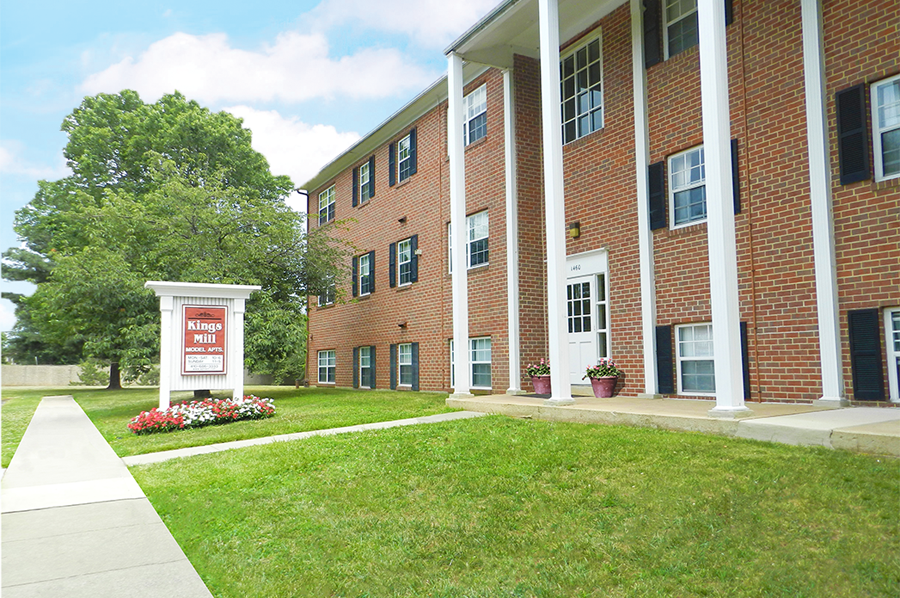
[107,362,122,390]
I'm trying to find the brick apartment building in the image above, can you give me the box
[304,0,899,412]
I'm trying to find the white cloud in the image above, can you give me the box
[307,0,499,47]
[0,142,69,180]
[81,31,435,104]
[224,105,360,212]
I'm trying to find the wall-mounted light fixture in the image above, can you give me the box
[398,321,408,329]
[398,216,408,224]
[568,222,581,238]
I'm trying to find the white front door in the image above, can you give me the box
[567,276,596,385]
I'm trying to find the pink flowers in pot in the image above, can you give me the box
[583,358,622,379]
[525,358,551,377]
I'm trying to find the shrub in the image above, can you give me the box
[128,395,275,435]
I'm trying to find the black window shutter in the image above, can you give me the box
[352,166,359,206]
[740,321,750,400]
[389,143,396,186]
[352,347,359,389]
[351,256,358,297]
[368,155,376,198]
[725,0,734,26]
[731,138,741,215]
[643,0,662,68]
[848,308,885,401]
[368,250,375,293]
[648,161,667,230]
[410,235,418,282]
[370,346,377,389]
[836,84,871,185]
[409,128,418,176]
[389,242,397,288]
[656,325,675,394]
[390,344,397,390]
[411,342,420,391]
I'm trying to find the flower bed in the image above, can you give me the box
[128,395,275,435]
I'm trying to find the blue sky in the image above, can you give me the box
[0,0,498,331]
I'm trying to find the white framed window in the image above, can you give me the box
[561,31,603,144]
[398,343,413,386]
[397,134,412,183]
[358,162,372,201]
[359,346,373,389]
[318,277,335,306]
[676,323,715,395]
[463,84,487,146]
[665,0,699,59]
[318,350,336,384]
[359,253,372,296]
[318,185,335,225]
[872,74,900,182]
[669,145,706,227]
[398,238,412,286]
[448,211,489,273]
[449,337,492,389]
[886,308,900,402]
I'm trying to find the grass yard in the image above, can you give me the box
[1,386,455,462]
[132,415,900,598]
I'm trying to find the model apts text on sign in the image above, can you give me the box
[182,305,227,375]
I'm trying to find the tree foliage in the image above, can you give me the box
[3,91,348,385]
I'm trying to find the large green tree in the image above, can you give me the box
[3,91,348,387]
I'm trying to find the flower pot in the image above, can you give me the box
[531,375,551,394]
[590,376,617,398]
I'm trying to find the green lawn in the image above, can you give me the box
[1,386,455,462]
[132,416,899,598]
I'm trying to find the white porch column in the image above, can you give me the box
[232,298,247,400]
[631,0,659,397]
[503,69,524,395]
[698,0,750,416]
[158,295,174,410]
[537,0,574,405]
[801,0,848,406]
[448,52,472,397]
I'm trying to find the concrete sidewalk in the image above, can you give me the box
[447,394,900,456]
[1,396,213,598]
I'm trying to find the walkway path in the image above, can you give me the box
[1,396,213,598]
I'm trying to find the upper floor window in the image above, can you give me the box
[873,74,900,182]
[353,156,375,205]
[463,85,487,146]
[318,185,335,225]
[669,145,706,227]
[665,0,698,58]
[359,161,372,200]
[390,128,417,185]
[398,238,413,286]
[561,32,603,144]
[449,211,489,273]
[358,252,372,296]
[398,135,412,183]
[318,277,335,306]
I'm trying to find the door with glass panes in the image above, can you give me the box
[566,273,610,385]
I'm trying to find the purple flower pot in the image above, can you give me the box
[531,375,551,394]
[590,376,617,398]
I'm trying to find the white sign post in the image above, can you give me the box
[145,281,261,410]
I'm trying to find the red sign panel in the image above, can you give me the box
[182,305,227,375]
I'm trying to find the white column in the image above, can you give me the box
[631,0,659,397]
[698,0,750,416]
[801,0,847,406]
[158,296,173,410]
[504,69,524,395]
[232,298,246,400]
[537,0,574,405]
[448,52,472,397]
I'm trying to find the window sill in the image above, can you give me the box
[665,221,706,237]
[356,199,372,209]
[355,294,372,301]
[395,175,414,188]
[465,136,488,151]
[316,303,335,309]
[395,283,413,291]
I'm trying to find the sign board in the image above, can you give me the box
[182,305,227,375]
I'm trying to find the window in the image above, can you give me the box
[318,350,336,384]
[358,161,372,201]
[398,238,412,285]
[561,32,603,144]
[676,323,715,394]
[873,75,900,182]
[669,146,706,227]
[448,211,489,272]
[318,186,335,225]
[665,0,698,58]
[463,84,487,146]
[398,343,413,386]
[318,277,335,306]
[596,273,610,358]
[358,253,372,296]
[450,337,492,389]
[359,346,373,389]
[397,135,412,183]
[887,308,900,402]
